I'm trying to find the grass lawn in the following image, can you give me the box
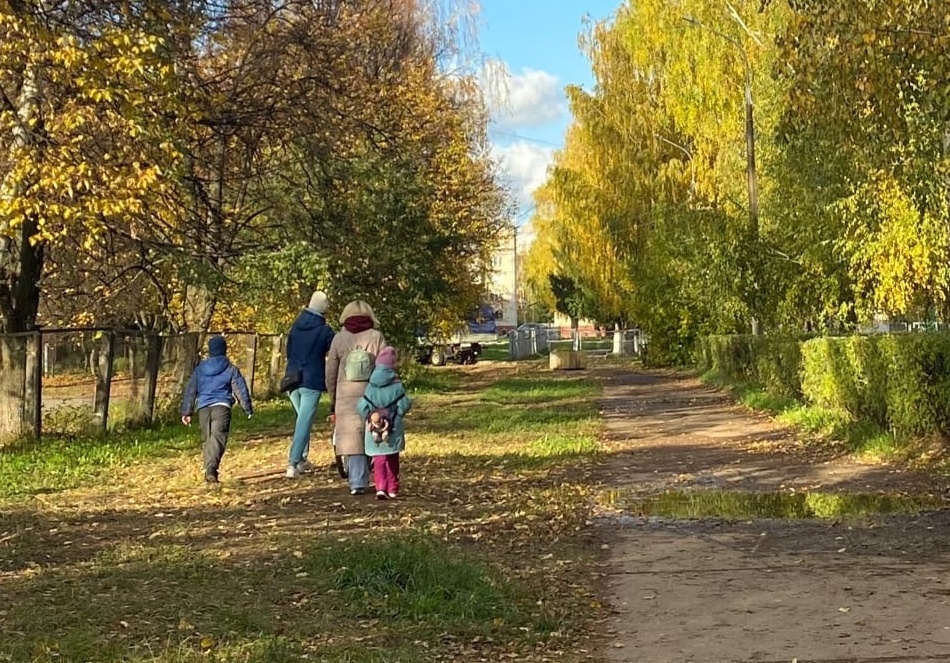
[0,362,607,662]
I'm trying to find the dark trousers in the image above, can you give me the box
[199,405,232,477]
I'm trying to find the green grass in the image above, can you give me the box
[406,373,601,475]
[0,534,553,663]
[401,364,465,393]
[526,433,599,457]
[478,342,510,361]
[0,364,606,663]
[411,376,600,444]
[699,368,902,460]
[778,405,903,459]
[481,376,597,405]
[611,489,943,521]
[304,534,525,626]
[699,368,799,414]
[0,400,295,499]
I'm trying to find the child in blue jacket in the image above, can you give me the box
[357,346,412,499]
[181,335,253,483]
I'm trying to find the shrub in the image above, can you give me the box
[700,334,805,399]
[800,332,950,439]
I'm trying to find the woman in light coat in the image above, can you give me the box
[325,300,386,494]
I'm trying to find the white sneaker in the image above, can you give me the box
[285,465,300,479]
[296,460,314,474]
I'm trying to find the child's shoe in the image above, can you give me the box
[375,490,388,500]
[285,465,300,479]
[296,460,314,473]
[204,472,219,484]
[350,487,367,496]
[387,492,398,499]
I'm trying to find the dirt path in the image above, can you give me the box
[595,367,950,663]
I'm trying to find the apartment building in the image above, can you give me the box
[486,226,518,330]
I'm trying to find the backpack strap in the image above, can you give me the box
[364,394,404,417]
[383,394,405,410]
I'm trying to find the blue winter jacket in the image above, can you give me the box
[286,310,335,391]
[180,356,253,416]
[357,365,412,456]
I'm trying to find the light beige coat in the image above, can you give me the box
[325,328,386,456]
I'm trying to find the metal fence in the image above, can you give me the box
[507,327,646,360]
[0,329,289,442]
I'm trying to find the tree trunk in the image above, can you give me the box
[0,336,27,439]
[0,57,46,334]
[0,226,44,333]
[183,283,218,332]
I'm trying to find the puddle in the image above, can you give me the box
[599,489,945,520]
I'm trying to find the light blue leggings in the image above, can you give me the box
[288,387,322,466]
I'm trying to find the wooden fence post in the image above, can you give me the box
[246,334,258,396]
[143,333,163,424]
[126,334,138,401]
[269,334,284,397]
[93,332,115,435]
[23,332,42,439]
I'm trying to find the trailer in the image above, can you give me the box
[415,306,499,366]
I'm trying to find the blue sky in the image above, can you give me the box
[476,0,620,224]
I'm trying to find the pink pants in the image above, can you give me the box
[372,453,400,495]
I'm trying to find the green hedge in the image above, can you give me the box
[701,332,950,440]
[801,333,950,438]
[698,334,805,399]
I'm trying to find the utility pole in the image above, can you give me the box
[512,223,518,327]
[683,14,760,333]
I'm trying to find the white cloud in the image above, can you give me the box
[492,141,554,214]
[484,64,567,129]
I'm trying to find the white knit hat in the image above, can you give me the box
[308,291,329,314]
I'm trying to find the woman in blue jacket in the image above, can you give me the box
[284,291,335,477]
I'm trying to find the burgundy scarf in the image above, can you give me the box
[343,315,375,333]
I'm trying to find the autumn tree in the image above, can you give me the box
[526,0,794,360]
[772,0,950,325]
[548,273,586,330]
[224,0,509,343]
[0,0,183,333]
[3,0,509,343]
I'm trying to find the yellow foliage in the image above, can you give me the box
[843,175,950,316]
[0,15,183,244]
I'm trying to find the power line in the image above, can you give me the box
[489,129,563,148]
[515,205,537,220]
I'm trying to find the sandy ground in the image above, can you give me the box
[595,367,950,663]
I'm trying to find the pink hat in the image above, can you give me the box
[376,346,397,368]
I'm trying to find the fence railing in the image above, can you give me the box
[507,327,646,360]
[0,329,289,442]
